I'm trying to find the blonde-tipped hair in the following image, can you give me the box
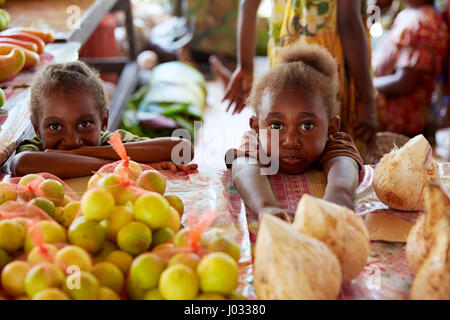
[248,41,340,118]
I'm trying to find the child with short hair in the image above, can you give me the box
[10,61,197,178]
[228,42,363,219]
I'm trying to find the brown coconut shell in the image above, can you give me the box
[254,214,342,300]
[410,227,450,300]
[293,195,370,283]
[372,134,440,211]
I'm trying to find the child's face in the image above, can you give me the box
[251,90,339,175]
[33,90,108,150]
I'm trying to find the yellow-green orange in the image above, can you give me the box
[197,293,226,300]
[151,228,174,249]
[54,245,93,272]
[0,220,25,253]
[98,287,120,300]
[106,251,133,275]
[168,252,200,270]
[207,236,241,262]
[164,195,184,216]
[134,192,170,229]
[57,201,80,228]
[18,174,44,201]
[143,288,164,300]
[197,252,238,295]
[117,221,151,256]
[94,240,118,262]
[24,220,67,253]
[159,264,199,300]
[38,179,65,206]
[137,170,166,195]
[114,160,142,181]
[91,262,124,294]
[68,217,105,254]
[1,260,31,297]
[167,207,181,233]
[64,271,100,300]
[0,182,17,205]
[27,244,58,265]
[28,197,56,218]
[0,248,11,271]
[100,205,134,241]
[25,263,65,298]
[97,174,131,205]
[126,277,147,300]
[81,188,115,221]
[33,288,70,300]
[129,253,165,291]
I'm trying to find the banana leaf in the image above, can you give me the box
[121,61,206,139]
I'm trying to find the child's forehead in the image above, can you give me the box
[257,88,325,119]
[40,90,99,117]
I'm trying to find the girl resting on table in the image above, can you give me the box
[10,61,197,179]
[226,42,363,221]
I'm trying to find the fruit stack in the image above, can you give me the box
[0,27,55,82]
[0,161,244,300]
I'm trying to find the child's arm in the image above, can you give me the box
[10,152,112,178]
[232,157,292,221]
[374,68,422,95]
[337,0,378,144]
[322,156,359,210]
[45,138,194,164]
[223,0,261,114]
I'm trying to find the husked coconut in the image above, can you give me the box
[372,134,439,211]
[254,214,342,300]
[406,181,450,273]
[410,226,450,300]
[293,195,370,282]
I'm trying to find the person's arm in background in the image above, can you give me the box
[338,0,378,144]
[322,156,359,210]
[232,157,292,221]
[10,152,112,178]
[223,0,261,115]
[374,68,423,95]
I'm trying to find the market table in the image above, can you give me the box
[60,162,450,300]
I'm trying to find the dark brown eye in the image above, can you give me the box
[269,122,283,130]
[300,122,314,131]
[49,124,62,131]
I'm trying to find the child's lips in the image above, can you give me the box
[280,157,304,165]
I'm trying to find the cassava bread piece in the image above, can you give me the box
[254,214,342,300]
[410,226,450,300]
[406,181,450,273]
[293,195,370,283]
[372,134,440,211]
[365,213,413,243]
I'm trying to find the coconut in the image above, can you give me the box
[254,214,342,300]
[372,134,439,211]
[406,181,450,273]
[292,195,370,282]
[410,226,450,300]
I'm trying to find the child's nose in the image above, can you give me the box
[63,133,83,149]
[282,129,302,148]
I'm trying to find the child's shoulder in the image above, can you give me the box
[100,130,151,146]
[318,132,363,170]
[16,136,44,154]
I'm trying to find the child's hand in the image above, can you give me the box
[149,161,198,173]
[323,192,354,210]
[258,206,294,223]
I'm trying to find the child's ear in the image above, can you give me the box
[249,116,259,132]
[327,116,340,136]
[101,110,109,131]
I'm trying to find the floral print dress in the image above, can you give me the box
[373,5,449,136]
[268,0,370,154]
